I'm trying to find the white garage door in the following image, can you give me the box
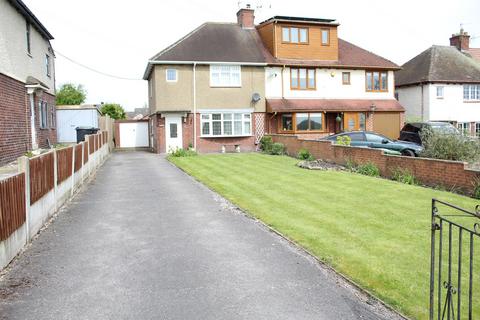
[119,122,149,148]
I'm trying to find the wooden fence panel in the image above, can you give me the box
[83,141,89,163]
[0,173,26,241]
[56,147,73,184]
[30,152,54,205]
[89,136,94,154]
[74,144,83,172]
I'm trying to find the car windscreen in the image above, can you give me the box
[429,124,459,134]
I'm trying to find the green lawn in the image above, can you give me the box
[169,153,480,319]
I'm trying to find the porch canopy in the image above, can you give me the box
[266,99,405,113]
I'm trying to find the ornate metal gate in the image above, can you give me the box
[430,199,480,320]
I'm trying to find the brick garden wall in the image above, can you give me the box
[270,134,480,195]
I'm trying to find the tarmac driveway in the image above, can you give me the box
[0,152,403,320]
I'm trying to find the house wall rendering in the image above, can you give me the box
[0,0,56,165]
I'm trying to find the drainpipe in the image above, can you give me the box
[193,63,197,150]
[421,84,424,121]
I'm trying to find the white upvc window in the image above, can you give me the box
[200,112,251,137]
[436,86,444,99]
[464,84,480,101]
[46,54,51,77]
[166,69,177,82]
[39,101,48,129]
[210,65,241,87]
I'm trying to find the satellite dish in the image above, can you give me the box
[252,93,261,103]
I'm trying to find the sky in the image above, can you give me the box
[23,0,480,111]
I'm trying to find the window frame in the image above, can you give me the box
[463,84,480,101]
[436,86,444,99]
[165,69,178,82]
[321,28,330,46]
[26,22,31,55]
[365,70,388,92]
[290,68,316,90]
[39,101,48,129]
[200,112,252,137]
[342,72,351,85]
[46,54,51,77]
[457,122,470,136]
[281,26,309,44]
[209,65,242,87]
[295,112,324,132]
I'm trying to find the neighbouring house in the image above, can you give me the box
[395,30,480,136]
[0,0,56,165]
[126,107,149,120]
[144,7,404,153]
[56,104,102,143]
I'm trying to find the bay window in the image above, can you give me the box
[210,65,241,87]
[201,112,251,137]
[296,113,323,131]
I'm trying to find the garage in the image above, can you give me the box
[372,112,402,140]
[116,120,149,148]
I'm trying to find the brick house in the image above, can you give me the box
[395,30,480,136]
[0,0,56,165]
[144,7,404,153]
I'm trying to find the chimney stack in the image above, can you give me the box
[237,4,255,29]
[450,28,470,51]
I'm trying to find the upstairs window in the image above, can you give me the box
[282,27,308,44]
[291,68,315,90]
[166,69,177,82]
[210,65,241,87]
[366,71,388,92]
[436,86,444,99]
[321,29,330,45]
[464,85,480,101]
[46,54,51,77]
[26,22,31,55]
[342,72,350,85]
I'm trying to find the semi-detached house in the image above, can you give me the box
[144,7,404,153]
[0,0,56,165]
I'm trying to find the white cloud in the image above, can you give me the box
[23,0,480,111]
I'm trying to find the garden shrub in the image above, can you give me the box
[298,148,314,161]
[336,135,351,146]
[356,162,380,177]
[169,148,197,157]
[270,143,285,155]
[391,167,418,185]
[420,128,480,163]
[473,177,480,199]
[260,136,273,153]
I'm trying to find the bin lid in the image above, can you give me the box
[75,126,99,130]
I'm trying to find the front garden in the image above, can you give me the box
[169,153,480,319]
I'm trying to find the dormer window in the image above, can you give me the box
[282,27,308,44]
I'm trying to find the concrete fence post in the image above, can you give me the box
[70,146,75,197]
[17,156,30,243]
[53,149,58,212]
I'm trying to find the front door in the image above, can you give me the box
[165,115,183,152]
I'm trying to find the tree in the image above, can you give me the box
[100,103,126,120]
[56,83,87,105]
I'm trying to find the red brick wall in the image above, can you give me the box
[151,113,259,153]
[34,91,57,149]
[271,134,480,196]
[0,73,30,165]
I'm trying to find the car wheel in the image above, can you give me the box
[401,149,415,157]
